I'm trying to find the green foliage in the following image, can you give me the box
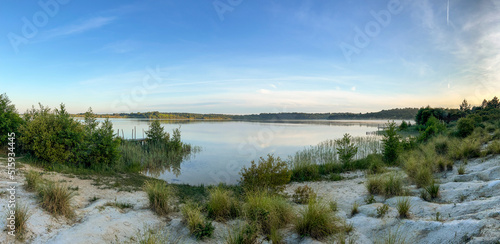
[486,140,500,155]
[145,120,169,144]
[25,170,42,191]
[0,93,23,146]
[399,120,409,131]
[396,197,411,219]
[243,191,293,236]
[350,202,359,216]
[366,173,405,196]
[206,186,240,221]
[143,181,174,216]
[335,133,358,169]
[295,200,338,239]
[239,154,291,193]
[419,116,446,141]
[458,164,465,175]
[181,202,214,240]
[292,185,317,204]
[457,117,475,137]
[382,121,402,165]
[20,105,120,169]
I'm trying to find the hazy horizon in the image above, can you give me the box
[2,0,499,114]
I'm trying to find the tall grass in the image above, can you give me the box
[143,180,174,216]
[243,191,294,236]
[8,204,30,240]
[38,181,75,218]
[366,172,405,197]
[207,186,239,221]
[295,200,338,239]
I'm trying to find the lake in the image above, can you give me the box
[93,119,400,185]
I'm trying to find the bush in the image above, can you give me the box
[335,133,358,169]
[239,154,291,193]
[290,162,320,182]
[382,122,402,165]
[181,202,214,240]
[295,200,338,239]
[225,222,259,244]
[367,154,386,174]
[207,186,239,221]
[243,191,293,236]
[38,181,75,218]
[0,93,23,147]
[457,117,475,137]
[448,138,481,160]
[292,185,317,204]
[419,116,446,141]
[366,175,385,195]
[143,181,174,216]
[396,197,411,219]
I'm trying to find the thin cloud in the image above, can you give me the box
[42,16,116,40]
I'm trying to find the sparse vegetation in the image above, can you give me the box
[224,222,259,244]
[366,172,405,197]
[8,204,30,240]
[243,191,293,236]
[376,204,389,218]
[350,202,359,216]
[24,170,42,191]
[143,180,174,216]
[425,180,440,199]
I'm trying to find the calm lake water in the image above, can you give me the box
[95,119,401,185]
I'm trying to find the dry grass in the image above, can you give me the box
[24,170,42,191]
[296,200,339,239]
[396,197,411,219]
[243,191,294,236]
[206,186,239,221]
[38,181,75,218]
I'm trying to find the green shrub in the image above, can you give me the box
[243,191,293,236]
[225,222,259,244]
[143,181,174,216]
[181,202,214,240]
[24,170,42,191]
[292,185,317,204]
[38,181,75,218]
[207,186,239,221]
[376,204,389,218]
[367,154,386,174]
[382,122,402,165]
[419,116,446,142]
[291,162,320,182]
[0,93,23,147]
[295,200,338,239]
[239,154,291,193]
[433,136,450,155]
[396,197,411,219]
[336,133,358,169]
[457,118,475,137]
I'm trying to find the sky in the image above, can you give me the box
[1,0,499,114]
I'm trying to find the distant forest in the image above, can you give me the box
[74,108,419,121]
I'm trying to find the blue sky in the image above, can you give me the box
[1,0,499,114]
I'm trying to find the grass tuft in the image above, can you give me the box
[181,202,214,240]
[295,200,338,239]
[458,164,466,175]
[7,204,31,240]
[24,170,42,191]
[424,180,440,199]
[224,222,259,244]
[143,180,174,216]
[38,181,75,218]
[292,185,317,204]
[350,202,359,216]
[396,197,411,219]
[206,186,239,221]
[243,191,294,236]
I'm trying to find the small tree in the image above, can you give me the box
[335,133,358,169]
[459,99,471,113]
[382,121,401,165]
[145,120,169,144]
